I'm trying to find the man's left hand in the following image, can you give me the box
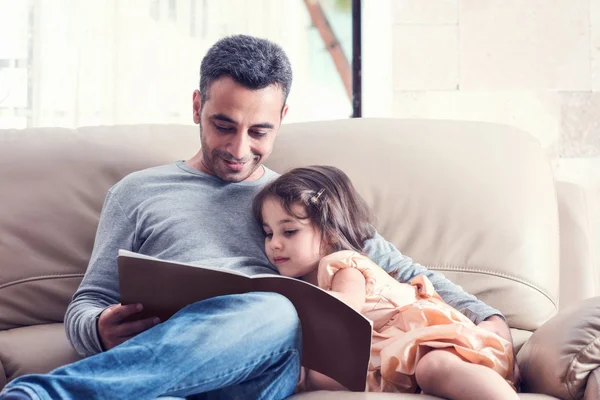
[477,315,521,390]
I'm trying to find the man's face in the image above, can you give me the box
[192,77,288,182]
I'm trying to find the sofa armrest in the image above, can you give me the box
[517,296,600,399]
[556,180,598,310]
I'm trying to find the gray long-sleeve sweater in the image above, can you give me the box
[65,161,502,357]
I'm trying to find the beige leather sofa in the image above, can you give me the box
[0,118,598,399]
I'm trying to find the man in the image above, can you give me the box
[0,34,516,400]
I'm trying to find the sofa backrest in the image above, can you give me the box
[556,180,599,309]
[0,125,198,330]
[0,119,559,332]
[266,119,559,332]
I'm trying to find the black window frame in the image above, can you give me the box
[352,0,361,118]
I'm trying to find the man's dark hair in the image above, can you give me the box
[200,35,293,105]
[253,165,375,253]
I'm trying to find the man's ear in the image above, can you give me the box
[281,104,289,121]
[192,90,202,124]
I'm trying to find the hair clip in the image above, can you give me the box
[311,188,326,205]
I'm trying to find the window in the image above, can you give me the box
[0,0,359,128]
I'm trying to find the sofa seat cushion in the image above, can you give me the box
[0,323,82,384]
[290,391,558,399]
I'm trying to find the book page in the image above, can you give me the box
[251,276,371,391]
[118,252,251,323]
[118,251,371,391]
[118,249,249,278]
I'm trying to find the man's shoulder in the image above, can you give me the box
[262,166,280,181]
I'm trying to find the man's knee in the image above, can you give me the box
[236,292,301,355]
[246,292,299,332]
[180,292,300,341]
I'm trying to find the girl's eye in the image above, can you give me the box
[283,230,297,237]
[265,233,273,239]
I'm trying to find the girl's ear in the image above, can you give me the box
[321,233,338,255]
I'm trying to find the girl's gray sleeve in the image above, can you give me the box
[64,190,135,357]
[363,231,503,324]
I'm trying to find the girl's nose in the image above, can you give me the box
[270,236,282,250]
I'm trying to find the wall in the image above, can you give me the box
[363,0,599,276]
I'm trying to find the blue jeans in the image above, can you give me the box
[2,292,301,400]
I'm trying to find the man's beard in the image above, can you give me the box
[199,124,260,182]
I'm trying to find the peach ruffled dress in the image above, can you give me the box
[315,250,514,393]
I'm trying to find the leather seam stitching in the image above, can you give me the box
[428,265,557,308]
[0,274,85,290]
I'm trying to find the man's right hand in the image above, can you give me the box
[97,303,160,350]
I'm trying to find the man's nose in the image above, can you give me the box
[228,132,249,160]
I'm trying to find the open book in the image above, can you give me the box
[117,250,372,392]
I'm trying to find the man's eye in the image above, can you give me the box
[215,125,234,133]
[283,230,297,237]
[250,130,267,138]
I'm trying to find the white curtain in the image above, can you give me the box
[0,0,351,129]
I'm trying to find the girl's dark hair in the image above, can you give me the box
[252,165,375,253]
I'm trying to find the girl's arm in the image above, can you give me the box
[328,267,367,313]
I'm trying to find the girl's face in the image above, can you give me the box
[261,196,326,280]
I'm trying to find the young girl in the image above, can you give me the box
[252,165,517,399]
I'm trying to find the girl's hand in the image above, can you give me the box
[513,361,521,391]
[478,315,521,390]
[477,315,510,341]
